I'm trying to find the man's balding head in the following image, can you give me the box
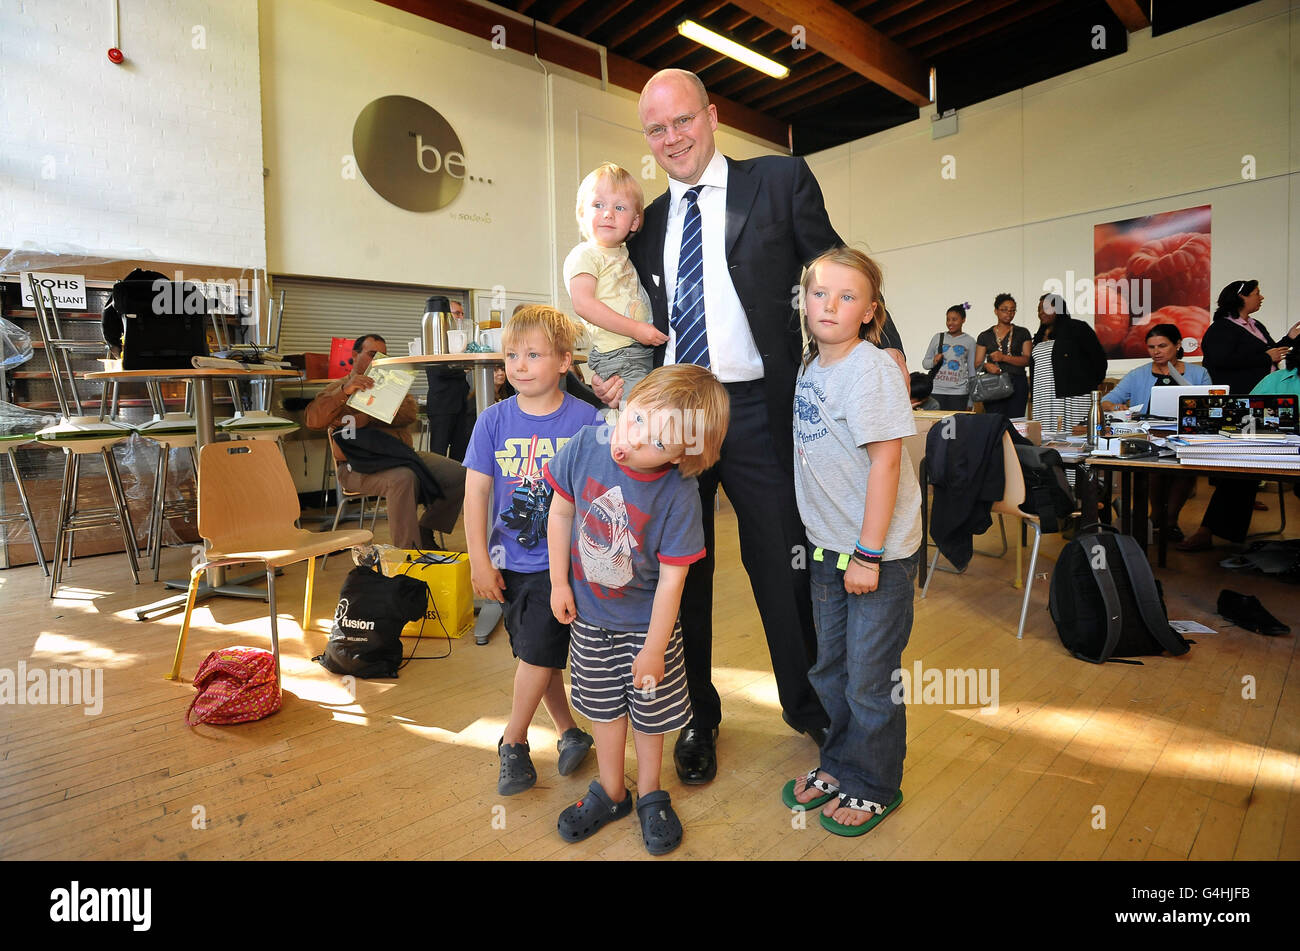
[638,69,718,186]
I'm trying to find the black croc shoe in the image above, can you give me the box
[557,780,632,842]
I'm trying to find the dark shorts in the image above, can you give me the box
[501,569,571,670]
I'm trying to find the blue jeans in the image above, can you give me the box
[807,549,918,807]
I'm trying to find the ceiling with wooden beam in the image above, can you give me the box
[390,0,1243,153]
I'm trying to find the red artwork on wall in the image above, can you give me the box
[1093,205,1211,359]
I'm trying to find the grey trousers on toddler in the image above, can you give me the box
[587,343,654,396]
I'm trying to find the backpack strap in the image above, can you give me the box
[1112,534,1191,656]
[1080,533,1126,665]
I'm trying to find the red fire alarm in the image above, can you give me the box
[107,47,124,64]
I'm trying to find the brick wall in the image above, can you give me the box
[0,0,266,268]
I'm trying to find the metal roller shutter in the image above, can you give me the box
[270,276,468,399]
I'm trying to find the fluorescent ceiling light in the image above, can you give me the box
[677,20,789,80]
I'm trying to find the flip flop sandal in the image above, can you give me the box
[819,790,903,837]
[558,780,632,842]
[781,768,839,811]
[497,738,537,796]
[636,790,683,855]
[556,727,595,776]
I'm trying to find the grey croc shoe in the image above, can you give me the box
[636,790,683,855]
[557,780,632,842]
[556,727,594,776]
[497,738,537,796]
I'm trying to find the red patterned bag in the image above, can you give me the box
[186,647,282,726]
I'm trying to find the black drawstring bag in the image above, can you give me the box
[315,566,428,678]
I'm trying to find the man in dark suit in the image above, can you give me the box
[591,69,901,784]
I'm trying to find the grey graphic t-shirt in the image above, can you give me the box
[793,342,923,561]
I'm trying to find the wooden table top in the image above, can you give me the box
[87,367,302,381]
[371,353,586,367]
[1086,454,1300,479]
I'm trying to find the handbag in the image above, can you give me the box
[927,332,946,380]
[973,327,1017,402]
[972,369,1014,402]
[186,647,282,725]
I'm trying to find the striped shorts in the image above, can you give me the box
[569,617,693,735]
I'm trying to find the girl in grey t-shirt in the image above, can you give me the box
[782,248,921,839]
[921,303,977,410]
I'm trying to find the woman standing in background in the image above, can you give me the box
[1179,281,1300,551]
[1029,292,1107,433]
[921,304,976,411]
[973,294,1032,419]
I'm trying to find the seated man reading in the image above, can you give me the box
[306,334,466,549]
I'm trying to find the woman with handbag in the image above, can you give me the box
[973,294,1032,418]
[921,303,977,410]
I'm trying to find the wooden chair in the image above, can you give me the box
[922,431,1076,639]
[169,440,373,684]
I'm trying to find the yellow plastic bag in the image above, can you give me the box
[385,551,473,639]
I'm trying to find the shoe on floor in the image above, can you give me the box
[558,779,632,842]
[636,790,683,855]
[1217,589,1291,636]
[555,727,594,776]
[497,737,537,796]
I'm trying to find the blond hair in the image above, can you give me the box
[502,304,579,356]
[575,163,644,241]
[801,247,888,365]
[625,365,729,478]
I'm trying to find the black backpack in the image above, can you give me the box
[1015,445,1074,533]
[1049,524,1191,664]
[315,566,428,678]
[103,271,211,370]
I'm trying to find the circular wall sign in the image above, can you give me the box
[352,95,466,212]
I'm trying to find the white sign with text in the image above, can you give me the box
[21,272,88,310]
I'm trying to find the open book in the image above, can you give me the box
[346,365,415,424]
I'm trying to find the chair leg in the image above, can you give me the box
[303,557,315,630]
[50,451,75,597]
[65,453,80,568]
[150,444,169,581]
[1016,522,1043,640]
[971,513,1010,559]
[266,567,282,688]
[103,448,140,584]
[8,450,49,578]
[1013,519,1023,590]
[322,495,348,570]
[169,564,206,680]
[1247,483,1288,539]
[921,548,942,599]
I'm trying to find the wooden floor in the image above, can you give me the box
[2,484,1298,861]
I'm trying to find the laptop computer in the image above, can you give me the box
[1147,384,1224,419]
[1177,394,1299,435]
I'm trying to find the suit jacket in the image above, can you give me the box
[1202,317,1299,394]
[627,154,901,471]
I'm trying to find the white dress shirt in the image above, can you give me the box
[662,149,764,383]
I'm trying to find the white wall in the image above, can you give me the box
[0,0,266,267]
[806,0,1298,368]
[260,0,779,310]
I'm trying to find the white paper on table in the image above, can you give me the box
[1169,619,1216,635]
[346,366,415,424]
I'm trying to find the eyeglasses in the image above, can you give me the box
[643,111,701,140]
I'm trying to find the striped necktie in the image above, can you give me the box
[670,186,709,368]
